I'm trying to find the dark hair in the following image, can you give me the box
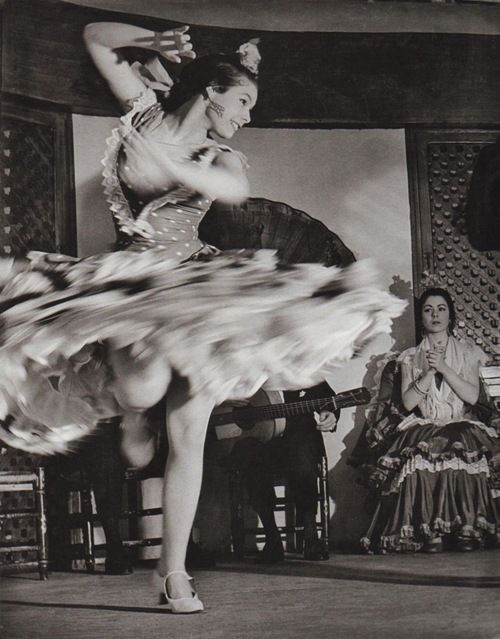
[160,53,258,111]
[418,287,456,334]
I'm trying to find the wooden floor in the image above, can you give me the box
[1,550,500,639]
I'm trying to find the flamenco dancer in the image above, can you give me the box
[0,22,405,613]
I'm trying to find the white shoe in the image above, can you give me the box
[154,570,204,614]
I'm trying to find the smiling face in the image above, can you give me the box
[421,295,450,336]
[205,78,258,139]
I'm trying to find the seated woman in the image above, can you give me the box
[361,287,499,553]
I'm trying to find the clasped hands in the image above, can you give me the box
[425,343,448,375]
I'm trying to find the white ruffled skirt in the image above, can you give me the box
[0,248,405,453]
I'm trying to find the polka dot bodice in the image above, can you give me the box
[119,186,213,259]
[102,89,235,261]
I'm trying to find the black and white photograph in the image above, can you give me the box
[0,1,499,637]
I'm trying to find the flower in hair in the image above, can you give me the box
[236,38,261,75]
[420,270,446,290]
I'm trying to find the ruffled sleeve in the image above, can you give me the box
[461,339,488,380]
[101,88,160,241]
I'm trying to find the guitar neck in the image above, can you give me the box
[210,388,370,427]
[255,396,337,420]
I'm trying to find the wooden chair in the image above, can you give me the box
[58,419,165,573]
[0,448,49,580]
[227,455,330,560]
[347,356,404,487]
[65,465,162,572]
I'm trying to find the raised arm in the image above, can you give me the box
[122,130,250,203]
[83,22,194,109]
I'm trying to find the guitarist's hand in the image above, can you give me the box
[314,410,337,433]
[222,399,255,429]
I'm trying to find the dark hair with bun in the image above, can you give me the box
[418,287,456,335]
[160,53,258,111]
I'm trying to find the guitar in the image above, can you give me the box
[210,386,371,443]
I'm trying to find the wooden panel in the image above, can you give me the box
[2,0,500,126]
[0,97,76,257]
[407,129,500,363]
[0,96,75,572]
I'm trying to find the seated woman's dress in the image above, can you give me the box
[0,89,405,454]
[361,336,499,552]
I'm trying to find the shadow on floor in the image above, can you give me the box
[211,552,500,589]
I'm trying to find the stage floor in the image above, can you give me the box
[1,551,500,639]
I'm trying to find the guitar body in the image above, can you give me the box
[209,386,371,444]
[212,389,285,443]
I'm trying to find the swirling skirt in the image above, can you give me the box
[361,420,499,552]
[0,248,405,454]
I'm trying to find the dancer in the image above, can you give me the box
[0,21,405,612]
[362,287,499,553]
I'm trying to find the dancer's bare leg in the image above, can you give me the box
[108,344,171,467]
[158,376,214,599]
[119,412,158,468]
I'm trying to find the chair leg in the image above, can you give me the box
[34,467,49,580]
[318,456,330,559]
[125,471,141,563]
[79,474,96,573]
[229,470,245,560]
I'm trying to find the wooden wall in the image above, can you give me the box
[2,0,500,126]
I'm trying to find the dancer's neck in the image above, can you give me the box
[161,96,211,147]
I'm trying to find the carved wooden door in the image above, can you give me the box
[0,97,75,572]
[1,98,76,258]
[406,129,500,364]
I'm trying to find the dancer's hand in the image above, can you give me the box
[135,26,196,63]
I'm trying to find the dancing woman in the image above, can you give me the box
[362,287,499,554]
[0,21,405,612]
[92,21,256,611]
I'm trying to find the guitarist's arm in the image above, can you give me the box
[285,380,340,433]
[310,380,340,433]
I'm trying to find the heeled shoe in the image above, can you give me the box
[303,537,328,561]
[422,537,443,553]
[154,570,204,614]
[254,539,285,564]
[454,537,479,552]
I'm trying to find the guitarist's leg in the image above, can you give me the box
[285,423,326,560]
[249,438,285,562]
[229,438,285,562]
[83,419,131,574]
